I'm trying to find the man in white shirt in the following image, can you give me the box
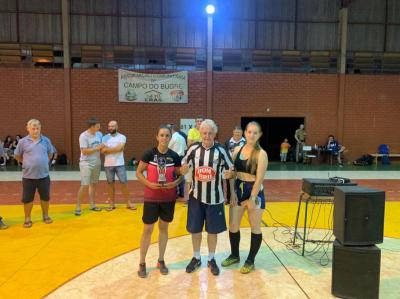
[168,124,187,198]
[102,120,136,210]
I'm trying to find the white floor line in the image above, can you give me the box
[0,170,399,182]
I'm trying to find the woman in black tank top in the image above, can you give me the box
[221,121,268,274]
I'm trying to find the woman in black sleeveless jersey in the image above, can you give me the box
[221,121,268,274]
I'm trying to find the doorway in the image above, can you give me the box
[241,117,305,161]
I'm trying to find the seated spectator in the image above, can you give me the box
[0,139,8,166]
[3,135,14,158]
[11,135,22,150]
[3,136,13,149]
[327,135,345,166]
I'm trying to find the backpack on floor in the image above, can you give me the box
[353,155,373,166]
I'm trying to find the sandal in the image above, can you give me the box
[126,204,137,210]
[43,217,53,224]
[89,206,102,212]
[23,221,33,228]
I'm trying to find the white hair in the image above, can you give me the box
[27,119,41,127]
[200,119,218,134]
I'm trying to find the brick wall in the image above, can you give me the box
[70,69,206,163]
[213,72,339,149]
[0,68,65,152]
[343,75,400,158]
[1,68,399,163]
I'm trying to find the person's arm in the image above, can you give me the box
[81,145,103,155]
[102,143,125,154]
[136,161,162,189]
[179,145,194,175]
[14,141,23,163]
[250,150,268,199]
[294,130,300,143]
[226,149,237,206]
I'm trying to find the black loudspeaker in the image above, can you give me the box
[332,240,381,299]
[333,186,385,245]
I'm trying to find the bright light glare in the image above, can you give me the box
[205,4,215,15]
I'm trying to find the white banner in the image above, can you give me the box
[180,119,196,135]
[118,69,188,103]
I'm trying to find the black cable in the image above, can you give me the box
[260,218,311,299]
[265,203,334,266]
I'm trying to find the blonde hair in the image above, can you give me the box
[245,121,262,174]
[27,119,41,127]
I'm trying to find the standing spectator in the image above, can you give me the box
[0,215,8,229]
[185,117,204,204]
[136,125,182,278]
[14,119,55,228]
[75,118,104,216]
[101,120,136,210]
[168,124,187,198]
[187,116,203,147]
[224,126,246,154]
[224,126,246,201]
[221,121,268,274]
[327,135,345,166]
[280,138,291,162]
[294,124,306,163]
[181,119,235,276]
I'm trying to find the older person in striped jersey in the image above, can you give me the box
[181,119,236,276]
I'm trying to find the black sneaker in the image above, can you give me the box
[157,260,169,275]
[186,257,201,273]
[207,258,220,276]
[138,263,147,278]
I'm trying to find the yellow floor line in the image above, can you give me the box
[0,201,398,298]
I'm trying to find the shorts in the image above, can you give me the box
[186,197,226,234]
[104,165,127,184]
[80,163,101,186]
[142,201,176,224]
[22,176,50,203]
[235,179,266,209]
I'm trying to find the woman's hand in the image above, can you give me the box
[147,182,163,189]
[248,195,261,209]
[230,192,238,207]
[162,182,177,189]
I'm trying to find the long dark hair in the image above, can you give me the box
[245,121,262,174]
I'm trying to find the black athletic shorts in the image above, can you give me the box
[142,201,176,224]
[22,176,51,203]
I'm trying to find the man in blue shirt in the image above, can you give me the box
[14,119,55,228]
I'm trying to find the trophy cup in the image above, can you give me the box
[157,156,167,185]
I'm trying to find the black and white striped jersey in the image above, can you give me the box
[182,142,233,205]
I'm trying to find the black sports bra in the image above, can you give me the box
[234,146,257,175]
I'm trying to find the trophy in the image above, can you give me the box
[157,156,167,185]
